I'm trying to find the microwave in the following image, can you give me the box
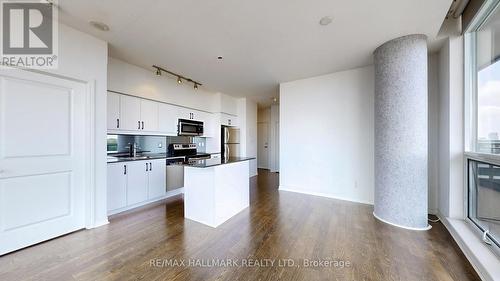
[178,119,204,136]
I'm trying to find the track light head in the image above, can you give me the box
[177,77,182,84]
[194,83,198,90]
[155,68,161,76]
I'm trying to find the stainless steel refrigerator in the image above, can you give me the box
[221,126,240,159]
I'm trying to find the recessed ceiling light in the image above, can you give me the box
[319,16,333,26]
[89,21,110,31]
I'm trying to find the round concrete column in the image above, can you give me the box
[373,34,429,230]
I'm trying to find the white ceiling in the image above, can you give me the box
[57,0,452,107]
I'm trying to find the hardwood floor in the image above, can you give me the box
[0,169,480,281]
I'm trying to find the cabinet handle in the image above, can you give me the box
[124,165,127,175]
[138,121,141,129]
[150,162,152,171]
[146,163,149,171]
[116,118,120,128]
[228,119,231,125]
[142,121,144,130]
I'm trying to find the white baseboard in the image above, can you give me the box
[278,185,373,205]
[437,212,500,281]
[88,219,109,229]
[373,211,431,231]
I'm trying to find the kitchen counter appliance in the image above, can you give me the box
[178,119,204,136]
[166,143,211,191]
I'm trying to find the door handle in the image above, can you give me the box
[142,121,144,130]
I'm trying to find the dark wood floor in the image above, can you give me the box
[0,169,480,281]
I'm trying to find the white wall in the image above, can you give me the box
[279,66,375,204]
[238,98,258,176]
[428,53,440,214]
[269,105,280,172]
[438,36,464,219]
[108,58,218,112]
[45,24,108,227]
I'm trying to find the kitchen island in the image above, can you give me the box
[184,157,255,227]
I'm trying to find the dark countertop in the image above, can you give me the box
[184,157,255,168]
[107,153,178,163]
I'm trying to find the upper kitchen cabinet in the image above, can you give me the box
[158,103,179,135]
[140,99,159,132]
[220,93,238,116]
[107,91,121,130]
[178,107,205,121]
[220,113,239,127]
[120,95,142,131]
[108,92,158,133]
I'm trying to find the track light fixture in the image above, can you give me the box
[153,65,202,91]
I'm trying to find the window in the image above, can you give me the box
[465,0,500,257]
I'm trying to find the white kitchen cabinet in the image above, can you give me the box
[140,99,159,132]
[220,113,239,127]
[158,103,179,135]
[107,159,166,214]
[178,107,205,121]
[107,92,121,130]
[201,112,215,137]
[107,163,127,211]
[147,159,166,199]
[120,95,142,131]
[126,161,149,205]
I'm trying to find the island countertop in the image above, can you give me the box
[186,157,255,168]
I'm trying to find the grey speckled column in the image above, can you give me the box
[373,34,429,230]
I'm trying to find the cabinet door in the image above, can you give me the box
[126,161,148,205]
[140,99,159,132]
[158,103,179,135]
[107,163,127,212]
[148,159,166,199]
[221,113,238,127]
[120,95,141,131]
[202,112,215,137]
[177,107,191,120]
[107,92,120,130]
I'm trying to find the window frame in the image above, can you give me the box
[464,0,500,257]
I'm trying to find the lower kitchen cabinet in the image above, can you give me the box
[126,161,149,205]
[147,159,167,199]
[107,159,166,214]
[107,163,127,211]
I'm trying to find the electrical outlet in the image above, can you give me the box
[158,143,162,148]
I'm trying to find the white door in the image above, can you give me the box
[257,123,269,169]
[120,95,141,131]
[0,69,87,255]
[147,159,166,199]
[140,99,158,132]
[126,161,148,205]
[158,103,179,135]
[107,92,120,130]
[107,163,127,212]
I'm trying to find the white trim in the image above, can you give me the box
[372,212,432,231]
[438,213,500,281]
[278,185,373,205]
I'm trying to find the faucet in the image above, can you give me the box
[129,143,137,157]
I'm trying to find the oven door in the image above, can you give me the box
[178,119,204,136]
